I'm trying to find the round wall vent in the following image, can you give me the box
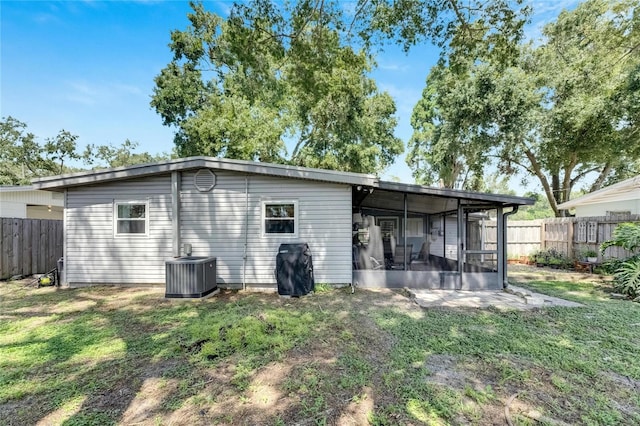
[194,169,216,192]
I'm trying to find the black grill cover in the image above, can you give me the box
[276,243,314,296]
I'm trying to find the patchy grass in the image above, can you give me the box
[1,276,639,425]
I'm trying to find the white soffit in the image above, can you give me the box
[558,176,640,209]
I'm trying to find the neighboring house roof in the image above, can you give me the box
[0,185,38,192]
[0,185,65,206]
[557,175,640,210]
[31,156,533,207]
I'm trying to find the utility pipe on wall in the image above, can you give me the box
[171,172,181,257]
[242,176,249,291]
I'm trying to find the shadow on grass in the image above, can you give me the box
[1,283,392,425]
[2,281,639,425]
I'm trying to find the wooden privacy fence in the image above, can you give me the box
[485,215,640,260]
[0,218,63,279]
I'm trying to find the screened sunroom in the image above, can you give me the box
[352,182,533,290]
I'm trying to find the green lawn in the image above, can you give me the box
[1,277,639,425]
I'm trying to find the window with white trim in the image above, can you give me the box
[587,221,598,243]
[576,221,587,243]
[405,217,424,237]
[262,200,297,236]
[114,200,148,236]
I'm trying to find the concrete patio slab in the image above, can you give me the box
[408,285,583,310]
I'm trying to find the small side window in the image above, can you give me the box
[114,201,148,237]
[262,201,298,237]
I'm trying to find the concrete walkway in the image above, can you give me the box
[408,285,583,310]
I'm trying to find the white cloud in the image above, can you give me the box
[524,0,581,42]
[64,80,144,106]
[377,60,410,72]
[379,82,421,117]
[211,1,232,17]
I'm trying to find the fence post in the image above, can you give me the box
[567,218,574,260]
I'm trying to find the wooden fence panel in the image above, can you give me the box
[544,219,571,256]
[0,220,10,278]
[0,218,63,279]
[11,219,21,277]
[486,215,640,261]
[21,219,31,276]
[485,220,543,257]
[38,220,47,274]
[31,220,39,273]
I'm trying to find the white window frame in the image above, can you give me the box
[587,221,598,243]
[113,200,149,237]
[262,200,298,238]
[377,217,399,239]
[405,217,424,237]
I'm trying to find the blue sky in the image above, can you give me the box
[1,1,578,193]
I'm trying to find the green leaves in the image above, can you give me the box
[151,0,404,174]
[613,257,640,298]
[0,117,174,183]
[0,117,82,184]
[601,222,640,254]
[408,0,640,215]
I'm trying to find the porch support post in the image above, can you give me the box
[403,193,408,269]
[171,171,181,257]
[457,200,463,276]
[497,206,505,288]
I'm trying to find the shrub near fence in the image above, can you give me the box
[0,218,63,280]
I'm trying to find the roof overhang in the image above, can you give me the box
[356,181,533,215]
[31,156,379,191]
[557,175,640,210]
[30,156,534,211]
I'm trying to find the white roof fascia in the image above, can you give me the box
[0,185,36,192]
[557,175,640,210]
[31,156,378,190]
[378,181,534,206]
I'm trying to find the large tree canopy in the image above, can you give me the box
[151,0,530,174]
[408,0,640,216]
[151,0,403,174]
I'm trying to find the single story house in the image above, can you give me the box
[0,185,64,220]
[31,157,533,290]
[557,175,640,218]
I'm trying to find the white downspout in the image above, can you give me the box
[242,176,249,291]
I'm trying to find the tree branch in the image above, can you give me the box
[589,163,611,192]
[569,166,600,187]
[447,0,472,39]
[524,149,560,216]
[347,0,369,37]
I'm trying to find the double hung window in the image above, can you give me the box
[114,201,148,236]
[262,201,297,236]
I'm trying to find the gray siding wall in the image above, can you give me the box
[180,170,352,286]
[65,175,173,284]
